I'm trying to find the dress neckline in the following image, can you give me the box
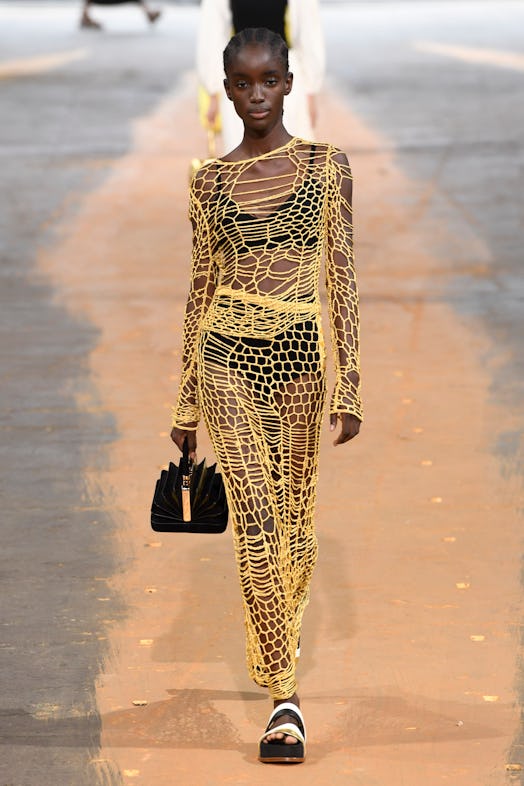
[224,177,317,222]
[217,136,298,166]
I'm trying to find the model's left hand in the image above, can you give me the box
[330,413,361,445]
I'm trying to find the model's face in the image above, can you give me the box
[224,43,292,132]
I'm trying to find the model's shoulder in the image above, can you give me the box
[190,159,219,201]
[301,140,351,168]
[325,146,352,180]
[324,144,350,168]
[191,157,219,185]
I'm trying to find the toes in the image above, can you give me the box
[263,732,298,744]
[264,732,285,742]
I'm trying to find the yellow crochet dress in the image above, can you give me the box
[172,137,362,699]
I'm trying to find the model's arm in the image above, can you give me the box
[325,149,363,441]
[171,173,219,454]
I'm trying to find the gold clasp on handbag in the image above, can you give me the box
[181,469,191,522]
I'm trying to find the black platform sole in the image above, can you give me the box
[259,740,305,764]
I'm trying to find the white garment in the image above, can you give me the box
[196,0,325,153]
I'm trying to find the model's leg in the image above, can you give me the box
[202,364,296,696]
[262,365,325,743]
[137,0,161,23]
[80,0,103,29]
[200,328,325,748]
[200,333,303,700]
[275,370,324,634]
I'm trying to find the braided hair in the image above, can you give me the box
[223,27,289,77]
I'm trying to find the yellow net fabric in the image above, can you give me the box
[172,137,362,699]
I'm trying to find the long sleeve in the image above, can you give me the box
[324,149,363,421]
[196,0,232,95]
[171,175,219,429]
[289,0,325,94]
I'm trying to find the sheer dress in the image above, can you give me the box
[172,137,362,699]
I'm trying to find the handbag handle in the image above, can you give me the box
[180,436,194,476]
[180,436,190,475]
[180,437,192,522]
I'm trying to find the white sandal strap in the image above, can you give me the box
[264,702,306,740]
[267,702,305,726]
[259,722,305,746]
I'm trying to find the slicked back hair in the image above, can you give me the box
[223,27,289,77]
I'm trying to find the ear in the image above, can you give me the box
[223,77,233,101]
[284,71,293,96]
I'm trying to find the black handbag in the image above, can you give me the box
[151,438,228,533]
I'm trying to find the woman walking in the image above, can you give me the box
[80,0,161,30]
[171,27,362,763]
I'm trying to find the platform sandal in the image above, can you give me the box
[258,702,306,764]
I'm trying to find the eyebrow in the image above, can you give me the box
[231,69,281,77]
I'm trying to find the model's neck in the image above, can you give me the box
[239,125,293,160]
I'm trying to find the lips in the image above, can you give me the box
[249,108,270,118]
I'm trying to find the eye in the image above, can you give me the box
[235,80,248,89]
[265,78,278,86]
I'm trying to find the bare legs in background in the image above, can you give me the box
[80,0,161,30]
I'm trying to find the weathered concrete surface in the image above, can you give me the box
[0,5,196,784]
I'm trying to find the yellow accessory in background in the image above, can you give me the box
[198,84,221,133]
[190,85,220,180]
[189,128,217,181]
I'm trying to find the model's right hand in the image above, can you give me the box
[170,427,197,460]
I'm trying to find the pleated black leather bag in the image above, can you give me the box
[151,438,228,534]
